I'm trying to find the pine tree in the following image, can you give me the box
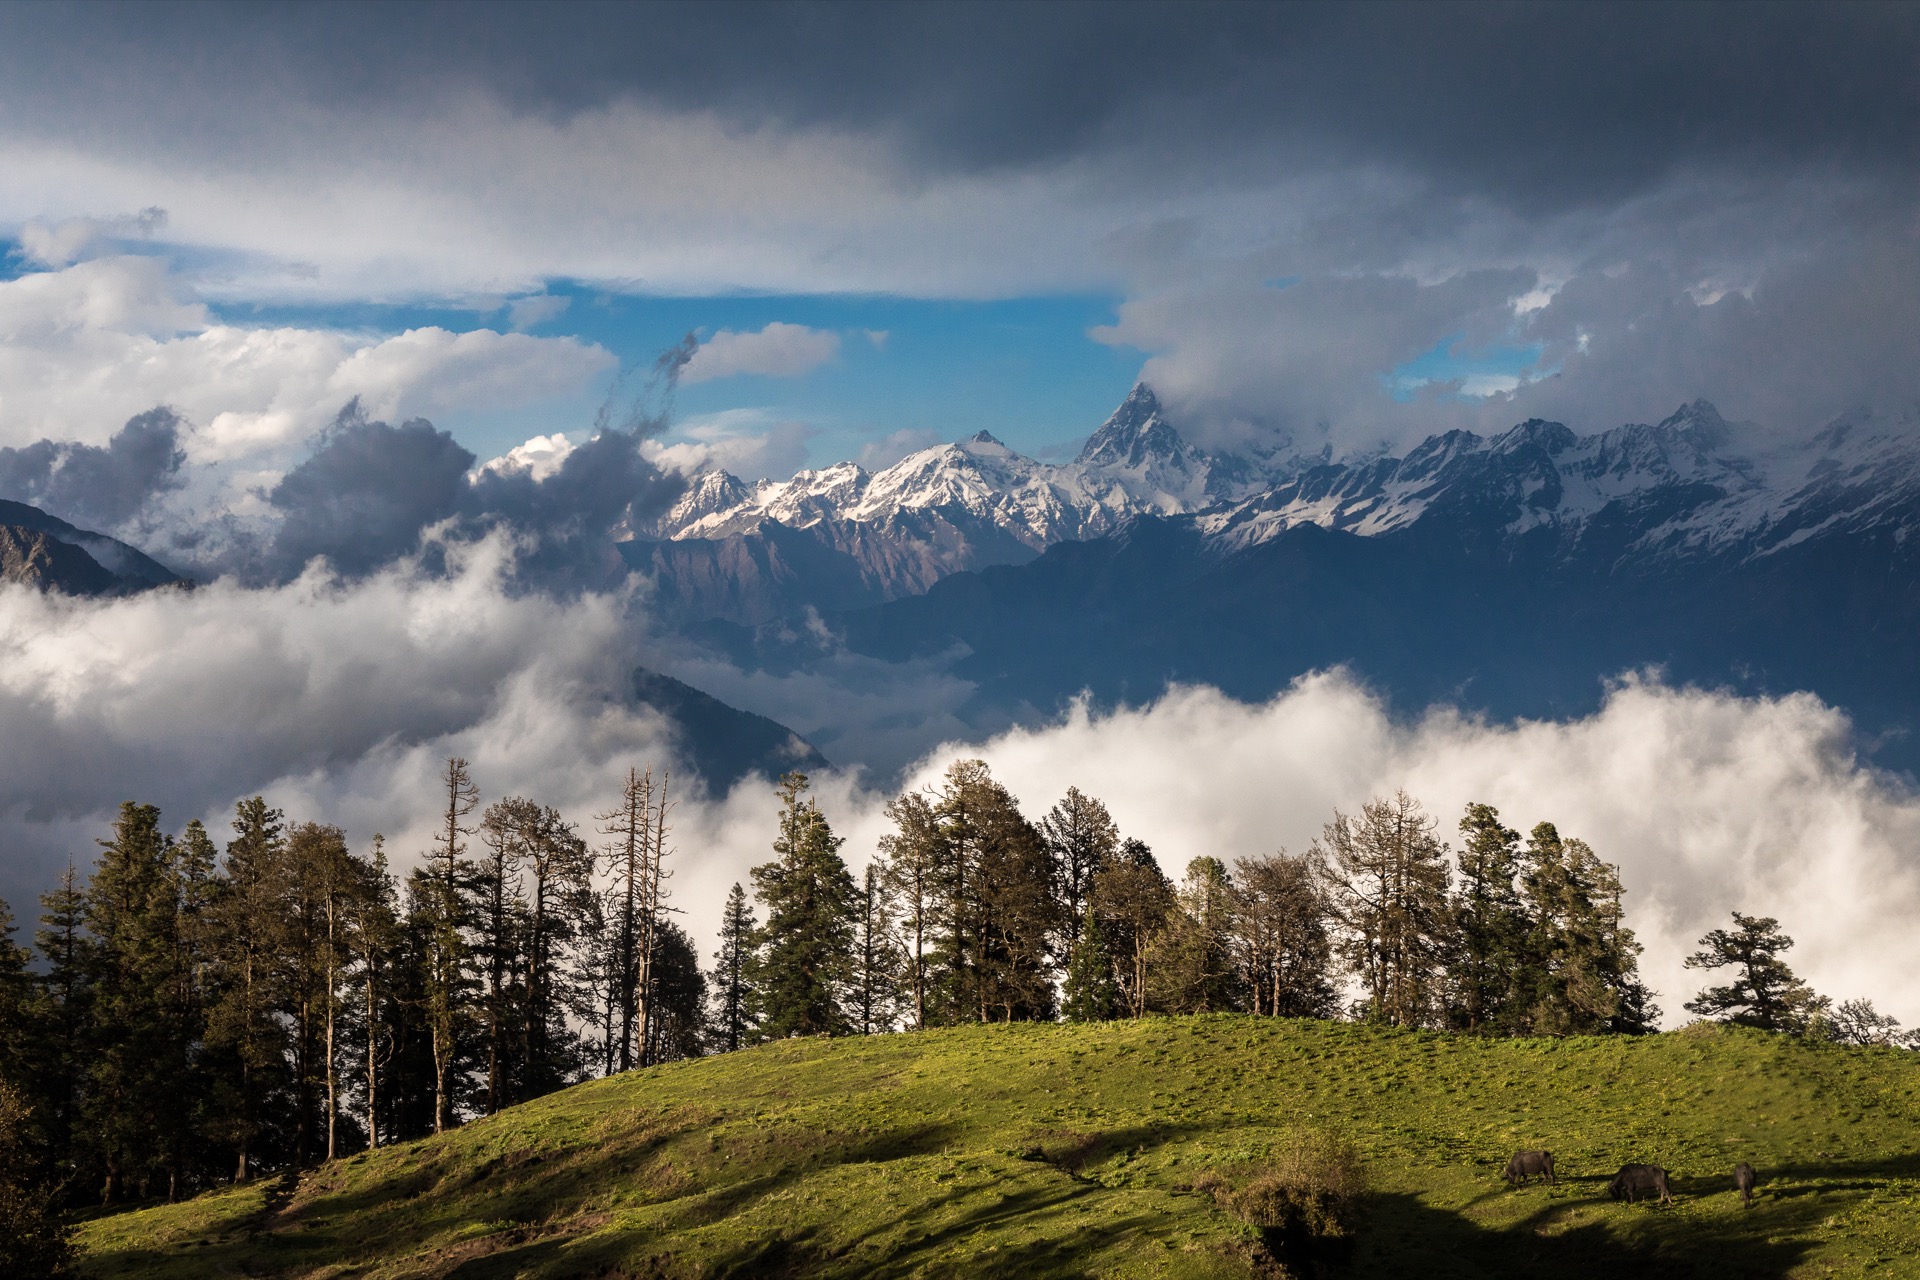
[931,760,1059,1024]
[1450,803,1529,1033]
[32,866,89,1190]
[473,800,527,1114]
[877,791,944,1030]
[1230,852,1337,1019]
[1061,903,1118,1022]
[1090,839,1173,1019]
[1038,787,1118,957]
[750,773,856,1039]
[1149,857,1240,1013]
[344,836,400,1151]
[0,896,34,1107]
[423,757,479,1134]
[1512,823,1654,1035]
[1684,912,1825,1032]
[205,796,288,1182]
[708,884,758,1052]
[518,804,592,1095]
[597,767,671,1070]
[850,862,903,1035]
[641,921,706,1064]
[1318,791,1452,1028]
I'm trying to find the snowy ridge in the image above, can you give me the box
[1197,400,1920,563]
[642,384,1264,554]
[634,384,1920,625]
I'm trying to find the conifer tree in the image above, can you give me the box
[1450,803,1529,1033]
[473,800,527,1113]
[877,791,944,1030]
[932,760,1059,1024]
[751,773,856,1039]
[1039,787,1119,956]
[1231,851,1337,1018]
[642,921,706,1063]
[518,803,592,1094]
[1061,902,1118,1022]
[32,866,89,1188]
[708,883,758,1052]
[1318,791,1452,1028]
[424,757,479,1133]
[345,836,400,1151]
[0,896,34,1112]
[83,801,183,1202]
[850,862,903,1035]
[1684,912,1826,1032]
[205,796,287,1181]
[1090,839,1173,1019]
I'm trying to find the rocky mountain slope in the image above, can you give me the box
[0,498,185,594]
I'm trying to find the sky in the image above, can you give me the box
[2,1,1919,1021]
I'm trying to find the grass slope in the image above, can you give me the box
[74,1018,1920,1278]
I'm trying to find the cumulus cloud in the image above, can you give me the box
[0,406,185,529]
[681,322,842,385]
[3,564,1914,1036]
[821,673,1920,1029]
[0,257,612,458]
[643,408,818,481]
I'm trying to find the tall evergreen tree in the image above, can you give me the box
[1231,852,1337,1019]
[931,760,1059,1024]
[0,1078,70,1279]
[32,866,89,1191]
[707,884,758,1052]
[877,791,944,1030]
[642,921,706,1064]
[344,836,401,1151]
[750,773,856,1039]
[1450,803,1529,1033]
[850,862,903,1035]
[1684,912,1825,1032]
[1318,791,1452,1028]
[83,801,187,1202]
[205,797,288,1181]
[1061,902,1118,1022]
[1038,787,1119,956]
[422,757,479,1134]
[1090,839,1173,1019]
[517,803,593,1094]
[473,800,528,1114]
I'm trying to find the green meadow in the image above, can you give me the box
[73,1017,1920,1278]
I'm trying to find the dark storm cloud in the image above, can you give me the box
[267,403,476,579]
[257,399,682,587]
[0,407,186,530]
[1,2,1914,212]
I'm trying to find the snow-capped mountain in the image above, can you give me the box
[627,382,1920,626]
[623,384,1285,622]
[1195,399,1920,563]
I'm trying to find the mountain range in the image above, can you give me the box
[649,385,1920,775]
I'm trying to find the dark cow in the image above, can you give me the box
[1504,1150,1556,1188]
[1608,1163,1673,1205]
[1734,1162,1756,1208]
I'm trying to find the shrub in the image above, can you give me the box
[1209,1131,1368,1241]
[0,1079,70,1278]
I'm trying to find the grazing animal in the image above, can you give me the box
[1607,1163,1673,1205]
[1504,1150,1556,1188]
[1734,1162,1756,1208]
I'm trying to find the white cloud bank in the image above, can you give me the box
[0,257,613,460]
[681,322,843,385]
[1,539,1914,1032]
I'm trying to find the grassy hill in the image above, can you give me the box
[72,1017,1920,1278]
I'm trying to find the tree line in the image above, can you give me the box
[0,756,1904,1225]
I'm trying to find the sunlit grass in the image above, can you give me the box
[72,1018,1920,1278]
